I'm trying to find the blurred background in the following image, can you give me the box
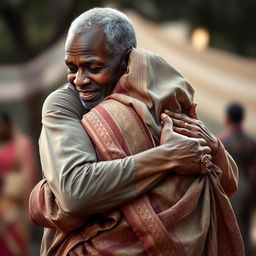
[0,0,255,255]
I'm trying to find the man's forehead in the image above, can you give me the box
[65,26,106,51]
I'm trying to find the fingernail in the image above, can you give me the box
[161,113,168,119]
[165,109,172,114]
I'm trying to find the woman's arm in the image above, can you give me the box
[165,105,238,197]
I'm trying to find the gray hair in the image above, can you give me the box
[68,7,137,55]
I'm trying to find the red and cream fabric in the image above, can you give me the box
[30,48,243,255]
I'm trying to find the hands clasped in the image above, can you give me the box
[160,105,218,176]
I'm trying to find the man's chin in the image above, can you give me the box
[80,96,104,110]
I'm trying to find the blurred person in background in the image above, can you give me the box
[0,111,38,256]
[219,102,256,256]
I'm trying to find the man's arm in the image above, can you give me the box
[31,101,209,230]
[38,84,209,217]
[40,84,138,215]
[29,179,86,233]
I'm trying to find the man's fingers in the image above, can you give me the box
[160,113,174,145]
[201,145,211,155]
[200,153,213,174]
[198,138,208,146]
[161,113,173,131]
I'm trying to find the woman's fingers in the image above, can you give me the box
[163,109,219,156]
[188,103,199,120]
[169,113,206,139]
[164,110,194,124]
[173,125,202,139]
[165,111,203,135]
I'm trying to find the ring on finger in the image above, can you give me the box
[184,122,188,129]
[200,154,211,175]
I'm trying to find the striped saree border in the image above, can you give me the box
[81,106,128,161]
[80,98,244,256]
[81,100,178,255]
[122,196,186,256]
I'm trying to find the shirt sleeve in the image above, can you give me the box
[40,84,139,215]
[212,140,239,197]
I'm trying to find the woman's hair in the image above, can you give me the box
[68,7,137,55]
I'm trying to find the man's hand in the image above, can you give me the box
[164,103,219,156]
[160,113,212,175]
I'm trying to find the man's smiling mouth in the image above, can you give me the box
[78,90,100,101]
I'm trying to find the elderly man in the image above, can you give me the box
[30,8,243,256]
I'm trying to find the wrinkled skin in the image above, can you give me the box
[160,112,212,175]
[65,26,130,109]
[65,25,214,176]
[165,103,219,155]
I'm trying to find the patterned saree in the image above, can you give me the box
[30,48,244,255]
[65,48,244,255]
[0,142,29,256]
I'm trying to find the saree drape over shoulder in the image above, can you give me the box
[30,48,244,255]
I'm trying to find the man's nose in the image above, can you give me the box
[74,69,90,87]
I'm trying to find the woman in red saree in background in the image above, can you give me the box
[0,112,37,256]
[30,48,244,255]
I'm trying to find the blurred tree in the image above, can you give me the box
[0,0,104,145]
[0,0,103,64]
[189,0,256,57]
[113,0,256,58]
[0,0,255,63]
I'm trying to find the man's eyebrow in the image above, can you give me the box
[65,59,105,66]
[65,60,75,65]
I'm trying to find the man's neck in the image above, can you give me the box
[80,96,104,111]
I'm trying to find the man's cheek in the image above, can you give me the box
[67,74,75,84]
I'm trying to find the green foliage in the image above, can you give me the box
[0,0,103,64]
[0,0,255,64]
[0,18,15,63]
[113,0,256,58]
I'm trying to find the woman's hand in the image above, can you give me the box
[160,113,212,175]
[164,103,219,156]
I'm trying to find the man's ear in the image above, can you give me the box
[121,49,132,70]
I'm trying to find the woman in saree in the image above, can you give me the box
[30,47,244,255]
[0,112,37,256]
